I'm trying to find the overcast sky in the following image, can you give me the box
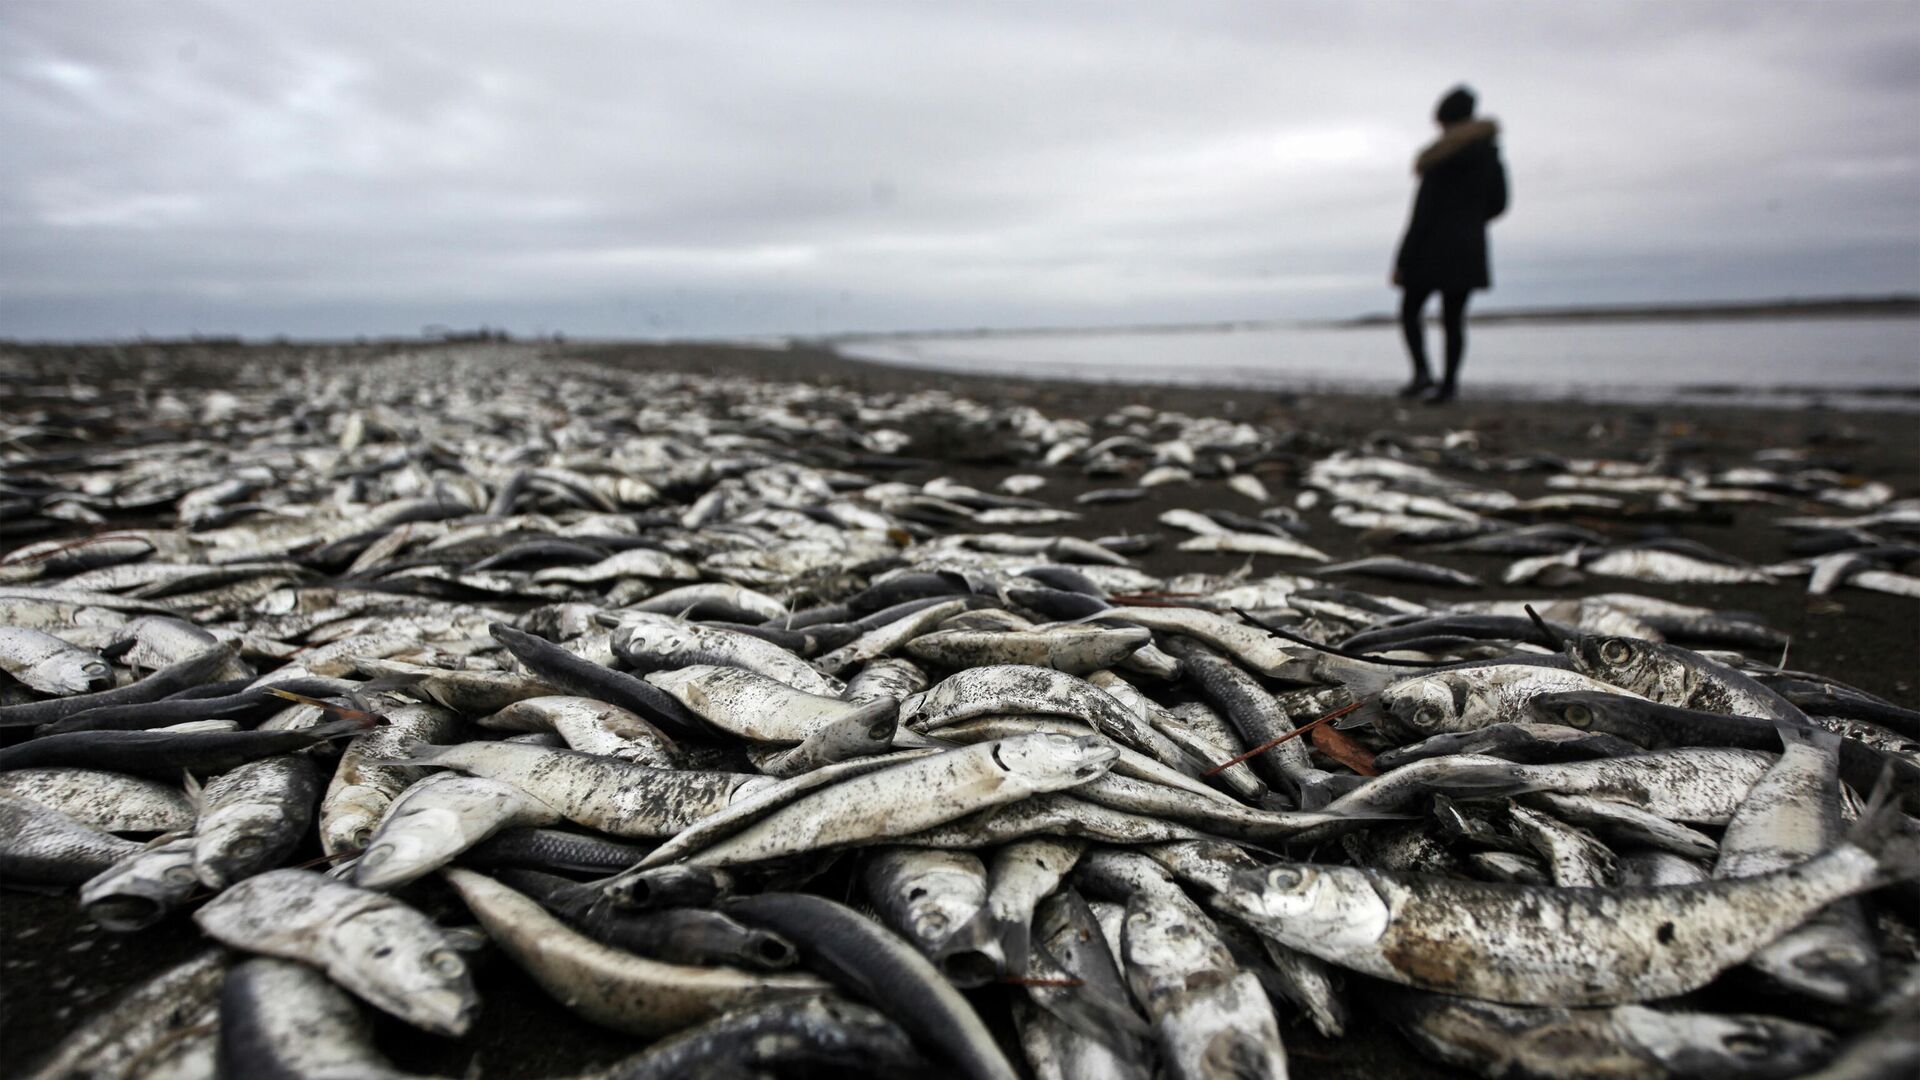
[3,1,1917,340]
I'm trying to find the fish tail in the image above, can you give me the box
[1774,721,1842,754]
[845,696,900,740]
[1848,767,1920,885]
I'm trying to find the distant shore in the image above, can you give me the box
[1343,293,1920,327]
[812,293,1920,344]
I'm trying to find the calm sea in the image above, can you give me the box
[836,316,1920,410]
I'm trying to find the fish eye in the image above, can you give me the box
[1266,866,1308,891]
[428,949,465,978]
[1413,705,1444,728]
[164,865,198,884]
[229,836,266,857]
[1599,640,1633,665]
[1563,703,1592,728]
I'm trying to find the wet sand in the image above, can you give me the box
[2,338,1915,1078]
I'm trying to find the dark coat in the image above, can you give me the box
[1395,120,1508,292]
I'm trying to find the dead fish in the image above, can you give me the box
[443,868,827,1036]
[679,735,1117,867]
[723,891,1023,1080]
[905,625,1152,675]
[0,793,144,885]
[0,626,113,695]
[863,847,1000,984]
[219,957,449,1079]
[0,766,196,834]
[1382,990,1832,1080]
[195,868,480,1035]
[1213,788,1917,1006]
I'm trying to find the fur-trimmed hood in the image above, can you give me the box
[1415,119,1499,175]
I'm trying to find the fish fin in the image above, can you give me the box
[1847,767,1920,885]
[441,924,491,953]
[264,687,384,726]
[1523,604,1568,652]
[1296,772,1368,810]
[1775,722,1843,753]
[356,673,430,696]
[1431,762,1546,797]
[1331,699,1386,731]
[100,637,138,663]
[181,769,204,813]
[309,717,383,741]
[1027,940,1153,1048]
[992,915,1032,981]
[358,734,441,765]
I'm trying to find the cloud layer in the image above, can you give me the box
[4,1,1916,338]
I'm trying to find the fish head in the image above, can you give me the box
[351,806,466,890]
[1221,862,1390,952]
[80,841,199,931]
[990,733,1118,789]
[319,785,390,857]
[1612,1004,1833,1078]
[1751,925,1884,1006]
[1566,635,1678,700]
[814,709,899,757]
[1526,691,1657,745]
[40,655,114,695]
[192,820,280,891]
[901,871,987,945]
[1381,675,1472,739]
[330,906,480,1037]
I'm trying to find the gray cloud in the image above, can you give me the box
[2,0,1916,339]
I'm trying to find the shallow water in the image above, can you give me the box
[839,315,1920,409]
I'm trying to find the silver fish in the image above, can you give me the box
[195,868,480,1035]
[0,626,113,695]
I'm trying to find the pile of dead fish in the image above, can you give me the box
[2,344,1918,1080]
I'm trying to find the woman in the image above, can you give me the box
[1393,85,1508,403]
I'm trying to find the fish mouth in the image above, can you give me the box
[412,989,481,1037]
[747,933,797,968]
[1075,737,1121,766]
[939,948,1002,988]
[86,895,165,932]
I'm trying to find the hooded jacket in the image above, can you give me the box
[1395,119,1508,292]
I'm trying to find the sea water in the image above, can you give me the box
[837,316,1920,410]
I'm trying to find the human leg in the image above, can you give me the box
[1398,287,1434,397]
[1429,288,1470,402]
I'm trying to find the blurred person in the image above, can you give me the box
[1392,85,1508,403]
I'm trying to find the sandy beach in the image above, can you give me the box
[3,338,1916,1078]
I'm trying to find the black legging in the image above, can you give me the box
[1400,286,1470,388]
